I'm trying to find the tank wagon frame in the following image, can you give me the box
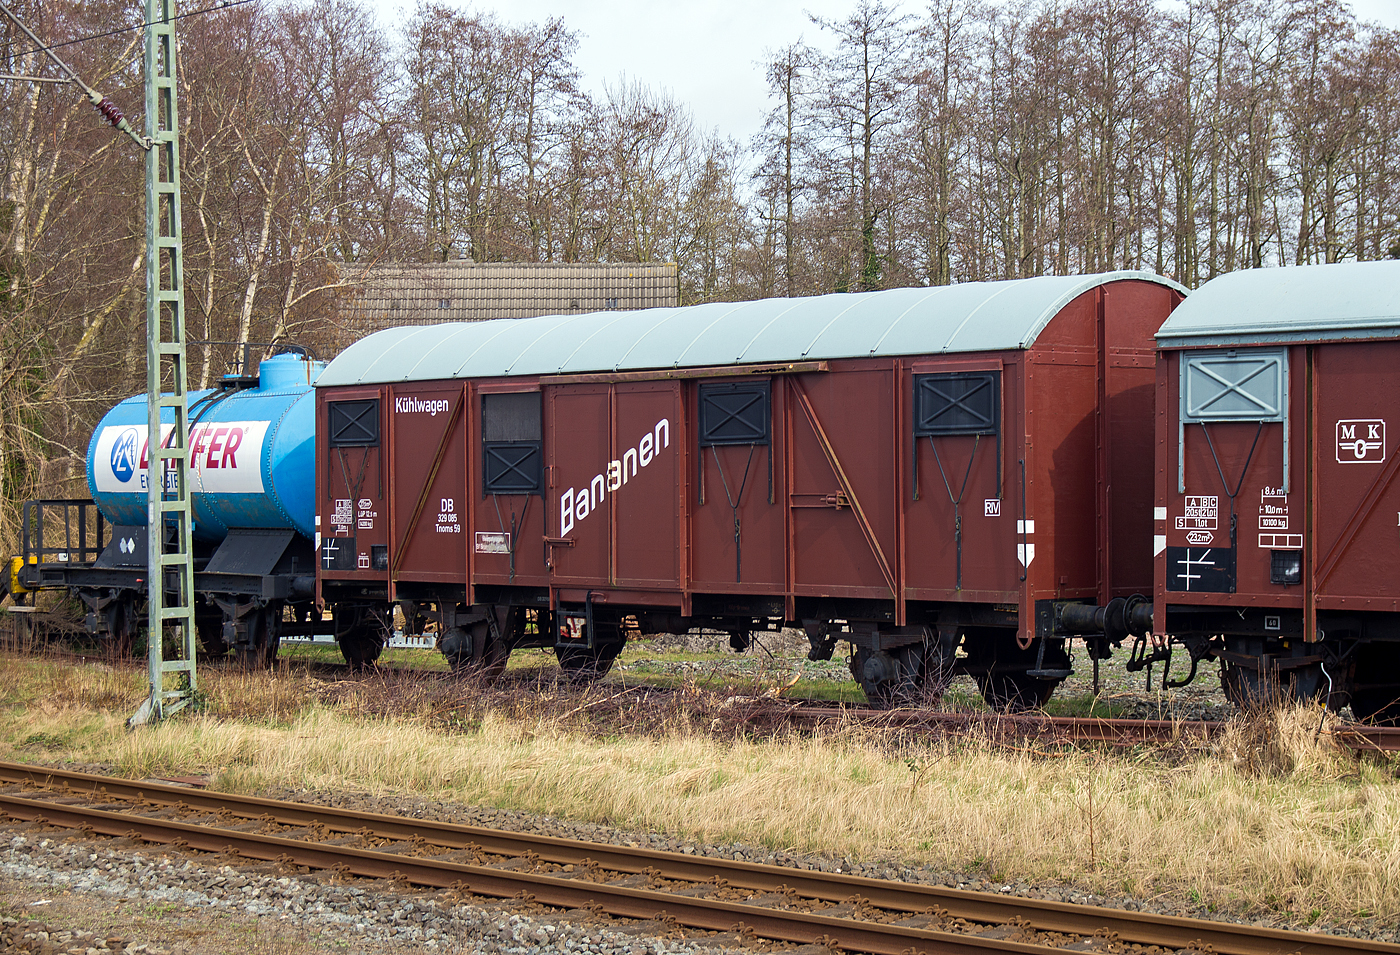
[1152,261,1400,721]
[316,273,1184,705]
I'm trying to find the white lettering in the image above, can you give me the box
[561,488,575,536]
[556,418,671,539]
[394,396,452,416]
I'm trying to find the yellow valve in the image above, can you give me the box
[8,556,31,597]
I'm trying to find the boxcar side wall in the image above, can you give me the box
[317,385,390,596]
[388,381,468,588]
[1154,338,1400,636]
[317,276,1183,649]
[1025,281,1179,624]
[1155,348,1300,620]
[1310,341,1400,616]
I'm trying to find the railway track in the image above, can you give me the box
[0,760,1390,955]
[781,704,1400,752]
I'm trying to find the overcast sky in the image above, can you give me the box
[371,0,1400,147]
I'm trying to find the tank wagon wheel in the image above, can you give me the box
[965,628,1067,713]
[235,602,282,670]
[103,598,139,661]
[196,608,226,658]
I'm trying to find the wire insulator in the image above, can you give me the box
[95,96,125,127]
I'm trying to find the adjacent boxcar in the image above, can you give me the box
[1152,260,1400,720]
[316,272,1183,706]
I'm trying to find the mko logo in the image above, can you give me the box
[110,428,139,483]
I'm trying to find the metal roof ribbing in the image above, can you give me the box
[1155,261,1400,348]
[318,271,1185,387]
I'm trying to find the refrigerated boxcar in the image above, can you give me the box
[316,272,1184,707]
[1153,260,1400,721]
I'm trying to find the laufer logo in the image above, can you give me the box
[110,428,140,483]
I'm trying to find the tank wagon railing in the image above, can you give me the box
[19,499,109,582]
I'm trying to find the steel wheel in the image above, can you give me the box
[554,642,621,684]
[235,604,281,670]
[975,669,1057,712]
[1349,690,1400,725]
[338,624,384,669]
[965,630,1067,712]
[445,606,517,681]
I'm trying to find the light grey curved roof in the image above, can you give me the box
[319,271,1184,386]
[1156,261,1400,348]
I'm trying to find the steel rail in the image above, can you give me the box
[0,761,1393,955]
[0,791,1077,955]
[787,707,1400,752]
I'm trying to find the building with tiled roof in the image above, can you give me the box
[334,261,679,347]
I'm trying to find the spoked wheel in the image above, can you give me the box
[966,629,1067,712]
[443,605,516,680]
[235,602,282,670]
[555,641,621,684]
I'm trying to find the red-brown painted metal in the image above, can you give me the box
[316,385,389,598]
[318,279,1182,650]
[387,382,468,591]
[1154,331,1400,700]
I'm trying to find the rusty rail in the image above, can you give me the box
[0,762,1393,955]
[784,706,1400,752]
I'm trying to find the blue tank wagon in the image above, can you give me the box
[13,352,324,666]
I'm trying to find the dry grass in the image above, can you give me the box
[0,653,1395,925]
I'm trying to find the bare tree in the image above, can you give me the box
[810,0,915,291]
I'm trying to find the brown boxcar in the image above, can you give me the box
[1153,261,1400,721]
[316,272,1183,707]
